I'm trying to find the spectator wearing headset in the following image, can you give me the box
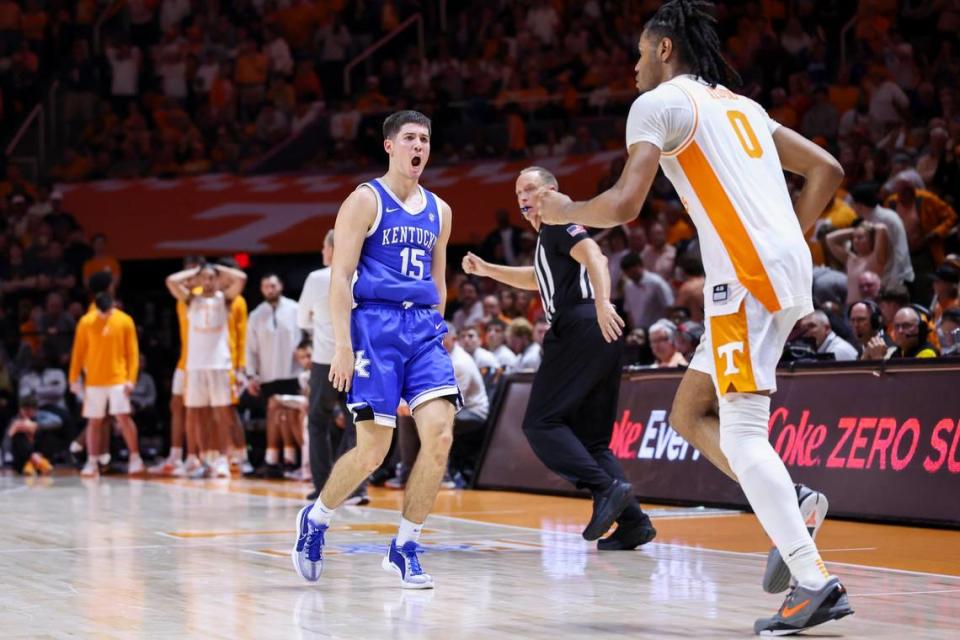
[848,300,896,360]
[891,305,939,358]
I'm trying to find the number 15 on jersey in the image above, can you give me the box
[400,247,426,279]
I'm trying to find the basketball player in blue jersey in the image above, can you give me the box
[293,110,460,589]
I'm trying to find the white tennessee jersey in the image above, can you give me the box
[626,74,812,316]
[186,291,232,371]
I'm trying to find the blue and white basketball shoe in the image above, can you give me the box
[292,504,327,582]
[382,538,434,589]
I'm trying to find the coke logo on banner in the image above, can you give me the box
[610,406,960,474]
[771,408,960,474]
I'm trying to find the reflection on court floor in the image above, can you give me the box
[0,475,957,639]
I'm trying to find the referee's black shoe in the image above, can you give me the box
[582,480,633,541]
[597,514,657,550]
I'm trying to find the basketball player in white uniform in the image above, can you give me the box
[166,262,247,478]
[538,1,853,635]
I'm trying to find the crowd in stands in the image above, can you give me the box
[3,1,960,178]
[2,1,960,477]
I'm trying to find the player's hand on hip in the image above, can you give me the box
[461,252,487,277]
[536,189,573,225]
[595,300,625,343]
[247,378,261,396]
[123,382,134,397]
[329,346,355,393]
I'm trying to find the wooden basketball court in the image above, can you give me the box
[1,473,958,638]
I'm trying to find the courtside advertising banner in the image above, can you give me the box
[477,363,960,527]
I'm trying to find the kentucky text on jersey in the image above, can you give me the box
[381,225,438,251]
[352,178,443,307]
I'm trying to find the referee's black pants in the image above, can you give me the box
[521,304,636,501]
[308,363,365,495]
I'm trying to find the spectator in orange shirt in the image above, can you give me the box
[234,39,268,114]
[885,184,958,266]
[885,183,958,303]
[69,289,143,477]
[82,233,122,288]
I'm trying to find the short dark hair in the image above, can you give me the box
[620,251,643,271]
[678,254,704,277]
[297,338,312,350]
[382,110,431,140]
[88,271,113,294]
[486,318,507,332]
[261,272,282,284]
[942,308,960,325]
[878,284,910,305]
[850,183,880,208]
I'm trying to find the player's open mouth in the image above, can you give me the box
[412,156,422,167]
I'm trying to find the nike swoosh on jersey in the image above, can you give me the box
[386,207,399,212]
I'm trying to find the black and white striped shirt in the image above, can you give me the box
[533,223,594,323]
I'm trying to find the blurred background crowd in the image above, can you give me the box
[1,0,959,478]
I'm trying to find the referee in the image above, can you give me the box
[463,167,656,549]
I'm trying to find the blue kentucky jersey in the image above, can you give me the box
[352,178,442,307]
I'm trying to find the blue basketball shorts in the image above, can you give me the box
[346,303,461,428]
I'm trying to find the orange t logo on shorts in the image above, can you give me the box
[710,302,757,393]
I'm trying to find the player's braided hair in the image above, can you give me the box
[644,0,741,88]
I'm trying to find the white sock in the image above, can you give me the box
[397,517,423,546]
[308,497,335,526]
[718,393,828,590]
[283,447,297,465]
[235,447,248,462]
[129,453,142,464]
[264,448,279,465]
[169,447,183,462]
[98,453,111,465]
[185,454,200,465]
[70,441,84,454]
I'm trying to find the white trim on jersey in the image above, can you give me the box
[375,178,428,216]
[534,241,556,320]
[578,265,595,300]
[433,192,442,237]
[359,183,383,238]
